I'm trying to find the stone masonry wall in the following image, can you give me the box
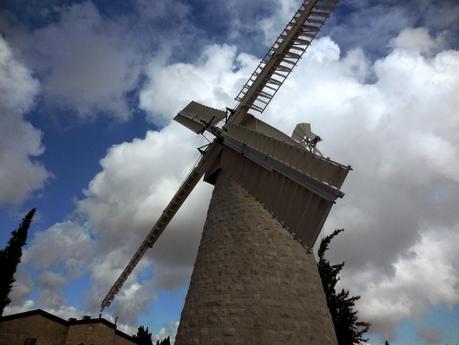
[0,314,136,345]
[65,323,115,345]
[175,172,338,345]
[0,315,67,345]
[113,333,137,345]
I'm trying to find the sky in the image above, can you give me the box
[0,0,458,344]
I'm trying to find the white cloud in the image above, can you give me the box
[135,27,459,339]
[14,26,459,340]
[77,124,210,255]
[8,222,95,312]
[139,44,257,124]
[106,279,158,325]
[390,27,443,55]
[38,271,67,288]
[36,271,67,309]
[76,123,213,322]
[259,0,302,45]
[7,268,33,307]
[3,299,35,316]
[261,29,458,339]
[153,321,179,343]
[18,2,142,120]
[345,229,459,338]
[12,122,213,326]
[0,36,50,205]
[23,221,96,275]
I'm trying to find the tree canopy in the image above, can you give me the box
[317,229,370,345]
[133,325,171,345]
[133,325,153,345]
[0,208,35,316]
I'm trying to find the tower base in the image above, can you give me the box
[175,173,337,345]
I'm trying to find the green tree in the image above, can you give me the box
[133,325,153,345]
[0,208,36,316]
[317,229,370,345]
[385,341,390,345]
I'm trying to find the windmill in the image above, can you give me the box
[102,0,349,343]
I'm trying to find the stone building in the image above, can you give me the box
[0,309,136,345]
[175,174,338,345]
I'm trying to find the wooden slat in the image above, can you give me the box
[226,123,350,190]
[174,101,226,134]
[216,147,335,249]
[232,0,340,118]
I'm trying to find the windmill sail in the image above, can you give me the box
[292,123,314,142]
[174,101,226,134]
[100,143,221,311]
[232,0,339,122]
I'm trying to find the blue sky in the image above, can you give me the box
[0,0,458,343]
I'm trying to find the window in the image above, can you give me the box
[24,339,37,345]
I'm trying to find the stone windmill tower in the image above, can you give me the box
[101,0,349,344]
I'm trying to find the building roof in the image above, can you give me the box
[0,309,135,342]
[0,309,68,326]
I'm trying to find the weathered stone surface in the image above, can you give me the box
[65,323,115,345]
[0,314,67,345]
[0,310,135,345]
[175,172,338,345]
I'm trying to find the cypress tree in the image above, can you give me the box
[133,325,153,345]
[317,229,370,345]
[0,208,35,316]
